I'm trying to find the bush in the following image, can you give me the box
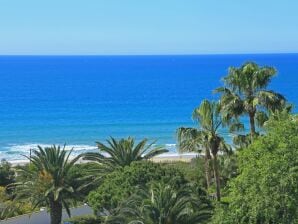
[88,161,187,213]
[213,115,298,223]
[0,186,34,220]
[68,163,101,200]
[63,214,101,224]
[0,160,15,186]
[161,157,206,186]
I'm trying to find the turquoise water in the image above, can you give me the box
[0,54,297,161]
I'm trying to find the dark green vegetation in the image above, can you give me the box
[212,113,298,224]
[2,62,297,224]
[82,137,168,172]
[88,161,188,213]
[12,145,92,224]
[0,160,15,186]
[177,100,231,201]
[215,62,286,145]
[109,183,213,224]
[0,160,35,219]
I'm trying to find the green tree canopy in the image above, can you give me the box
[214,114,298,223]
[215,62,286,142]
[177,100,231,201]
[12,145,90,224]
[109,183,213,224]
[0,160,15,187]
[88,161,188,214]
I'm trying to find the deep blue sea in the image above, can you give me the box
[0,54,297,161]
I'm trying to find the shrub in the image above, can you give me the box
[0,186,34,220]
[213,115,298,223]
[88,161,187,213]
[0,160,15,186]
[68,163,101,199]
[161,157,206,186]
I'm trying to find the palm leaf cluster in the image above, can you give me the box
[215,62,287,142]
[12,145,89,224]
[177,100,231,201]
[109,183,212,224]
[83,137,168,171]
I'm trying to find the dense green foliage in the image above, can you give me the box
[0,161,35,220]
[177,100,231,201]
[88,161,188,213]
[213,115,298,223]
[162,159,206,186]
[0,160,15,186]
[218,154,238,187]
[215,62,286,142]
[12,145,90,224]
[109,183,212,224]
[68,163,100,200]
[63,214,102,224]
[0,186,34,219]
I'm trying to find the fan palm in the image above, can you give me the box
[218,154,238,186]
[82,137,168,171]
[12,145,88,224]
[109,183,212,224]
[177,100,230,201]
[215,62,286,140]
[177,128,212,189]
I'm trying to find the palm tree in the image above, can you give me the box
[218,154,238,186]
[215,62,286,140]
[12,145,88,224]
[83,137,168,171]
[177,100,230,201]
[177,128,212,190]
[109,183,212,224]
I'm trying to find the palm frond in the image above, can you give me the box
[82,137,167,172]
[11,145,89,223]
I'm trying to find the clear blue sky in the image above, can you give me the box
[1,0,298,55]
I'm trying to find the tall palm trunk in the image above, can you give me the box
[249,111,256,140]
[204,148,211,190]
[49,199,62,224]
[212,153,221,201]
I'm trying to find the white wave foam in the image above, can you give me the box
[4,143,97,152]
[0,143,98,162]
[0,142,183,162]
[0,142,201,164]
[165,144,176,146]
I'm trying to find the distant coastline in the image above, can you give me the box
[9,152,198,166]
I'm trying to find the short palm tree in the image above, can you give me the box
[12,145,88,224]
[83,137,168,171]
[215,62,286,140]
[110,183,212,224]
[177,100,230,201]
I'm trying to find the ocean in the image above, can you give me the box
[0,54,297,161]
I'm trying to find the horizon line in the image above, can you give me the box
[0,52,298,57]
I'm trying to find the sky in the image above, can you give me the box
[0,0,298,55]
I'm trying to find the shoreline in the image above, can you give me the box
[8,152,199,166]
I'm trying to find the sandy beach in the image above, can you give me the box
[9,152,198,167]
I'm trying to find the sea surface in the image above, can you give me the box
[0,54,297,161]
